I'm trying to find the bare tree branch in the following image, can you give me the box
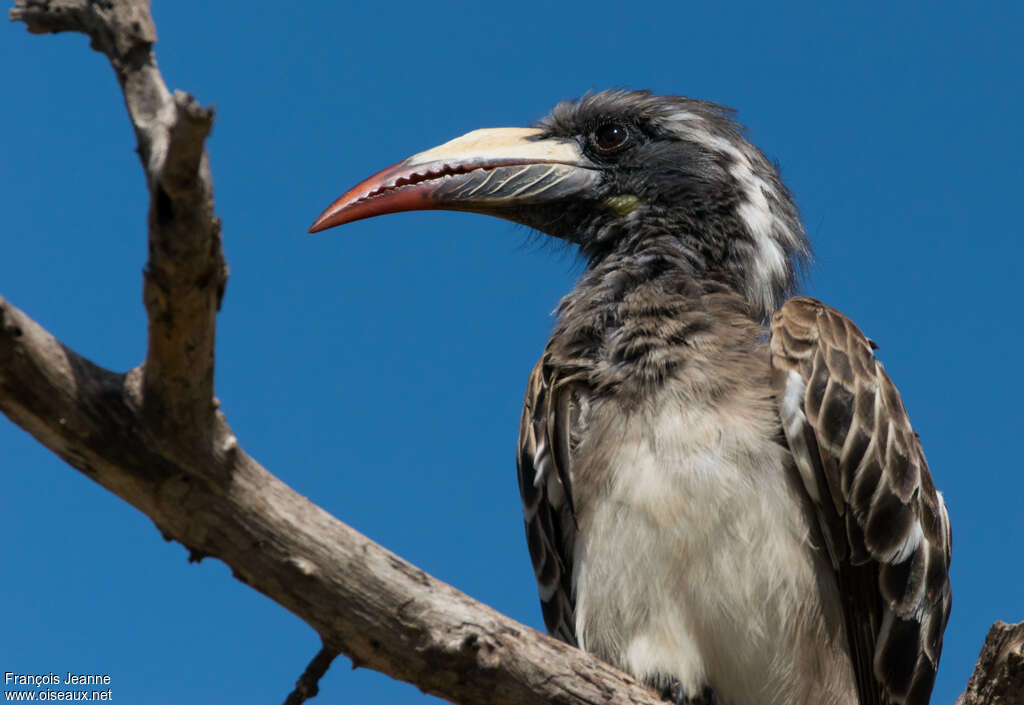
[139,88,224,440]
[957,622,1024,705]
[4,2,1018,705]
[0,292,665,705]
[12,0,226,437]
[5,1,663,703]
[282,646,340,705]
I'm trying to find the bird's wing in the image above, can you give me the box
[517,357,579,645]
[769,297,952,705]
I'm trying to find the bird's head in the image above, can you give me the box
[310,89,809,319]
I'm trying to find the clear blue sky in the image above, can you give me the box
[2,2,1021,703]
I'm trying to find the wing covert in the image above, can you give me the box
[770,297,952,705]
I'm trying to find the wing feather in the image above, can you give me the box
[517,358,578,645]
[770,297,952,705]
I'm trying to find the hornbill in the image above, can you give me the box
[309,90,952,705]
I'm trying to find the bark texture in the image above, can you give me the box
[957,622,1024,705]
[3,1,1019,704]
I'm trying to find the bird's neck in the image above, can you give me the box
[573,232,756,317]
[576,221,796,324]
[549,234,763,396]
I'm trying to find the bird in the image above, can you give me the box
[308,89,952,705]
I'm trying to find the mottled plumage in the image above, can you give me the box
[310,89,952,705]
[770,298,952,705]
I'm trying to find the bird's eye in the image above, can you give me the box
[593,122,630,152]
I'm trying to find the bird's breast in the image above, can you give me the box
[569,390,855,705]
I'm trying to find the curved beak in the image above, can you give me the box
[308,127,599,233]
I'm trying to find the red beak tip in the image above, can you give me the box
[308,209,340,234]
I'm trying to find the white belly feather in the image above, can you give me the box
[571,396,856,705]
